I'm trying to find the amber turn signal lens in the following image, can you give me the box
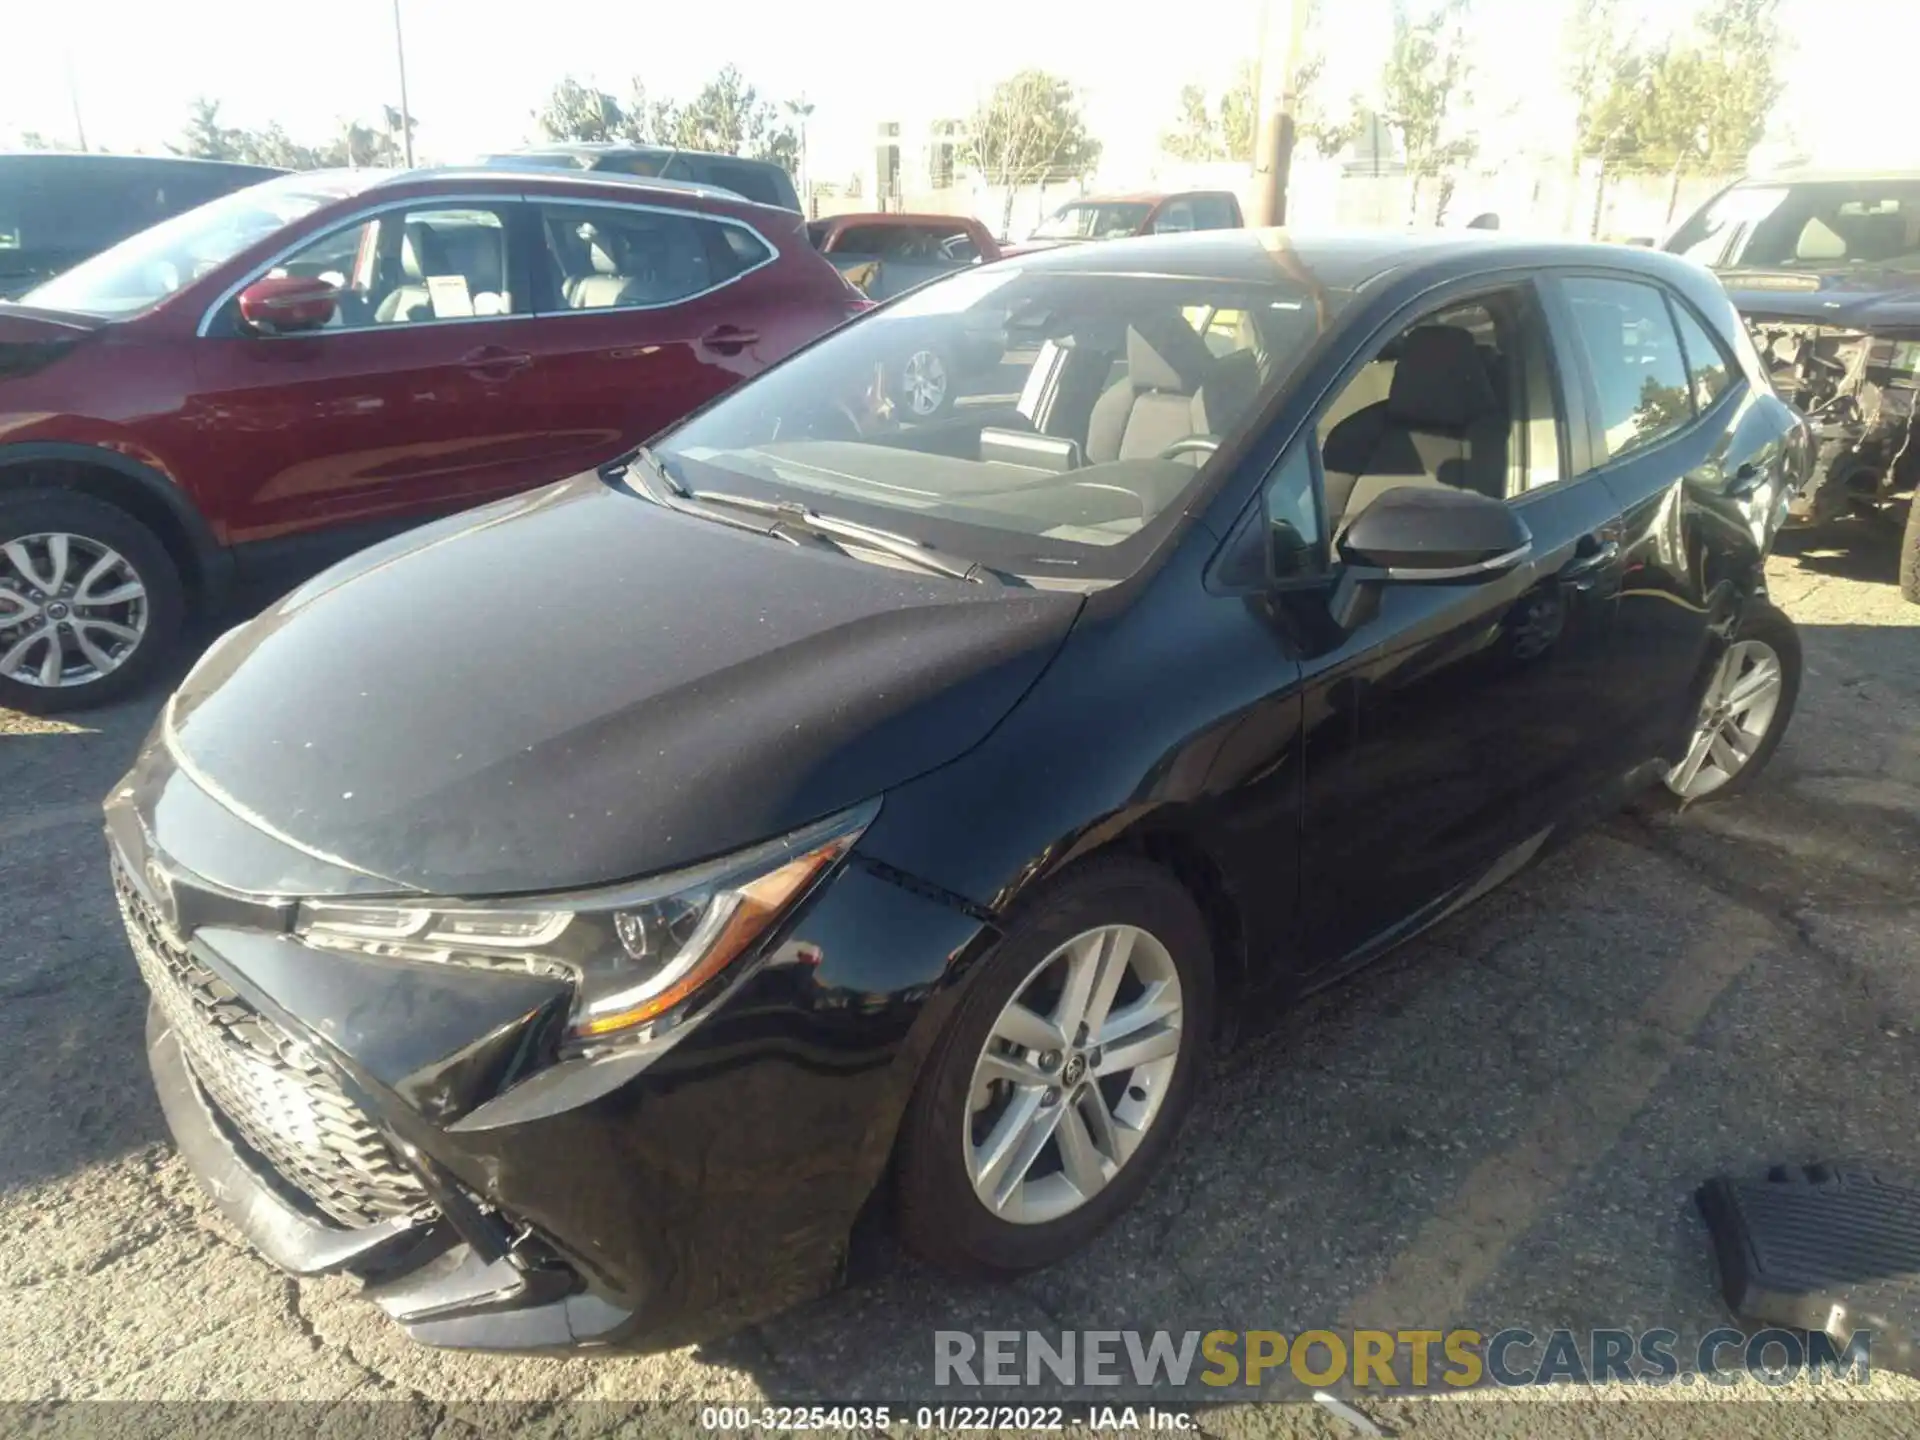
[570,835,852,1038]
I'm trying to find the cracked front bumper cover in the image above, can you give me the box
[149,1001,638,1350]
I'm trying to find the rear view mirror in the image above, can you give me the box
[1338,486,1531,579]
[237,275,339,335]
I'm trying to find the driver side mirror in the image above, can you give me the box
[1328,486,1532,628]
[237,275,339,335]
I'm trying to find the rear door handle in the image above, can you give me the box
[700,325,760,355]
[1561,537,1619,582]
[460,346,532,380]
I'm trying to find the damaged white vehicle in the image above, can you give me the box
[1669,170,1920,601]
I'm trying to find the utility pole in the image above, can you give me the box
[391,0,415,167]
[1248,0,1309,227]
[64,51,88,152]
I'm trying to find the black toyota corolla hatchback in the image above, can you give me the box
[108,230,1807,1351]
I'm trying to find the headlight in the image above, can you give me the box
[293,802,875,1046]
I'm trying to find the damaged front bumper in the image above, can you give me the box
[1747,319,1920,524]
[108,745,992,1353]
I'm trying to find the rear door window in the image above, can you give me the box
[1668,302,1735,413]
[537,202,772,311]
[1559,276,1695,464]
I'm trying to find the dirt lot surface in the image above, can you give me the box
[3,522,1918,1438]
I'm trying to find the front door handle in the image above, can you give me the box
[460,346,533,380]
[700,325,760,356]
[1561,537,1619,582]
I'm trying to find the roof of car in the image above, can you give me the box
[817,212,981,228]
[1009,226,1713,294]
[1739,167,1920,186]
[0,151,283,174]
[363,165,785,213]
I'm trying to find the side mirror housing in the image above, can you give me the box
[237,275,339,335]
[1338,485,1532,580]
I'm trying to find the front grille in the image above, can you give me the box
[115,861,435,1228]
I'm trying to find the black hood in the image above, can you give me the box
[1718,266,1920,330]
[161,475,1082,896]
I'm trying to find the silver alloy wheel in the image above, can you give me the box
[0,532,149,689]
[902,349,950,417]
[1664,638,1785,800]
[964,924,1184,1225]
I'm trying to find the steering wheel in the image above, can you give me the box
[1158,436,1222,461]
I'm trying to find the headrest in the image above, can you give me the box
[579,223,626,275]
[400,221,446,281]
[1126,315,1213,393]
[1387,325,1498,430]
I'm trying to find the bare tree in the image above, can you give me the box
[961,70,1101,238]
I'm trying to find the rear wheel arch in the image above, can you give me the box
[0,443,228,612]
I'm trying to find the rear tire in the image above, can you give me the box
[894,857,1213,1277]
[0,491,184,714]
[1899,494,1920,605]
[1651,601,1801,807]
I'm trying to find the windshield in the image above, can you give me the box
[1681,180,1920,272]
[19,171,374,317]
[653,251,1352,583]
[1031,203,1153,242]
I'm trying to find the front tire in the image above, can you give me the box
[895,857,1214,1276]
[0,491,183,714]
[1657,601,1801,806]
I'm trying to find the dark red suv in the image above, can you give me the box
[0,167,863,711]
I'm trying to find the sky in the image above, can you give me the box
[1,0,1914,182]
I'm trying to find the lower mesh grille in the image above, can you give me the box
[116,861,435,1228]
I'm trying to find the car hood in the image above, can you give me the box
[159,473,1083,897]
[1717,266,1920,330]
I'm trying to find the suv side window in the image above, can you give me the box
[1560,276,1693,464]
[1668,300,1735,413]
[537,203,771,311]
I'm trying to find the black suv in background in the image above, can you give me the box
[1667,170,1920,600]
[0,152,283,298]
[479,144,802,212]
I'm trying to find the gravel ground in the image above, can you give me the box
[2,520,1918,1438]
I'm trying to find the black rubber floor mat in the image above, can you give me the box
[1698,1162,1920,1377]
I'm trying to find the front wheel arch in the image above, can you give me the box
[0,443,228,612]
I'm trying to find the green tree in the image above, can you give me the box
[653,66,797,169]
[536,76,627,143]
[171,97,241,162]
[1379,0,1478,217]
[963,69,1101,236]
[17,131,57,150]
[1163,82,1223,163]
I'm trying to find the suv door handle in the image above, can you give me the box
[700,325,759,355]
[460,346,532,380]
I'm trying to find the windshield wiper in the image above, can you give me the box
[684,489,1019,587]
